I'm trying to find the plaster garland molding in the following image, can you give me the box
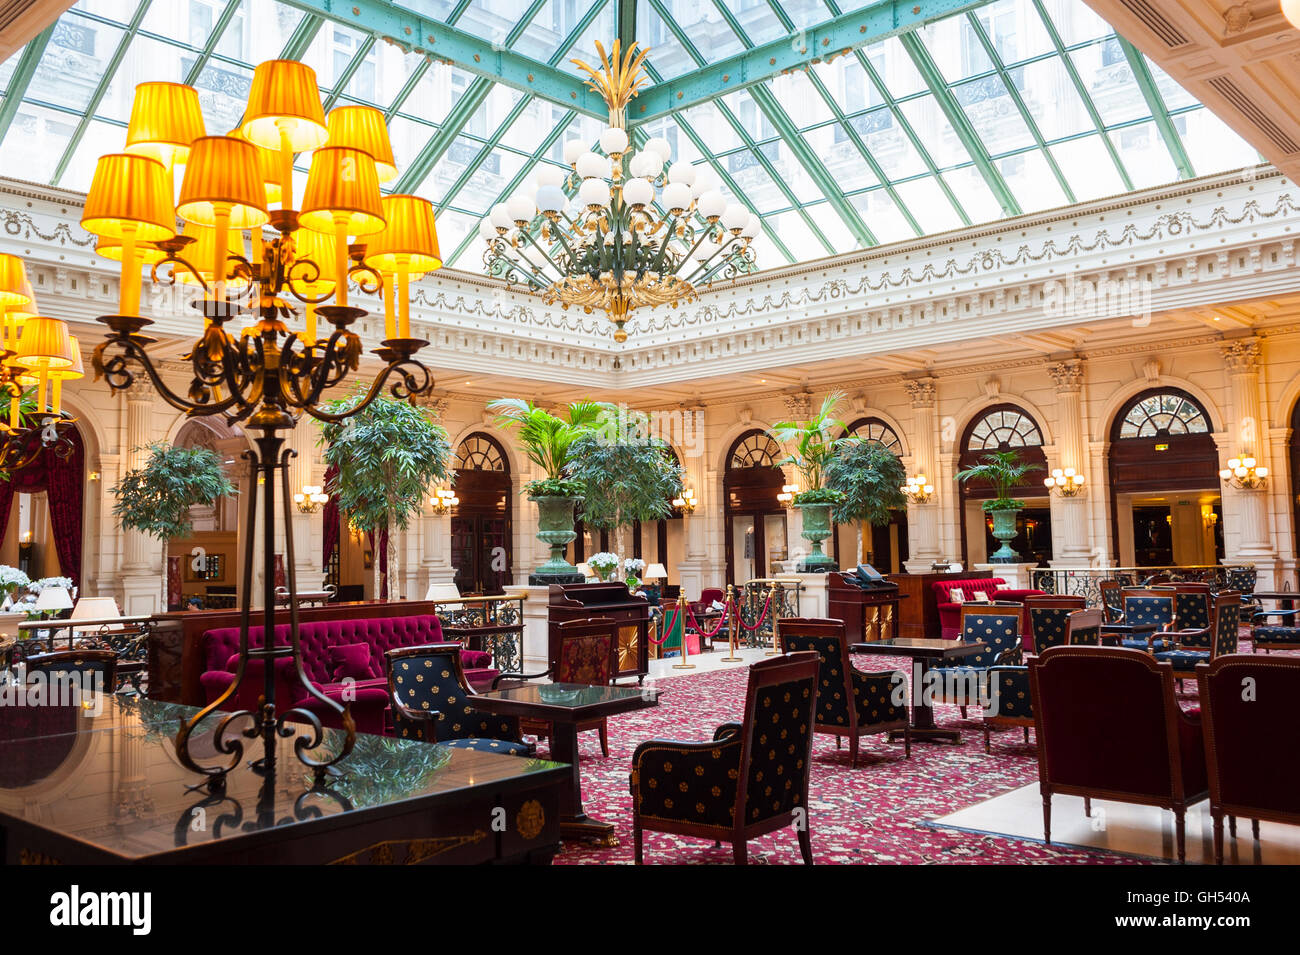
[1219,337,1262,373]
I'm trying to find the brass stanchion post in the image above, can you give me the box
[671,593,695,670]
[721,583,741,663]
[764,583,781,655]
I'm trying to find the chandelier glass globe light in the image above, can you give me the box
[479,41,760,343]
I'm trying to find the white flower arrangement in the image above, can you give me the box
[587,552,619,579]
[0,565,30,597]
[623,557,646,575]
[28,576,73,594]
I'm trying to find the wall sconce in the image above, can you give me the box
[430,487,459,514]
[901,474,933,504]
[777,483,798,507]
[88,470,100,482]
[672,487,697,513]
[1044,467,1085,497]
[1201,504,1219,529]
[293,484,329,513]
[1219,455,1267,490]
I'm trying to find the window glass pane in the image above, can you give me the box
[139,0,212,47]
[1147,58,1197,112]
[893,176,964,234]
[802,123,879,192]
[59,117,124,191]
[452,147,527,214]
[642,0,742,65]
[1048,135,1125,201]
[812,57,880,114]
[997,149,1068,212]
[303,22,371,94]
[1039,0,1114,46]
[1109,121,1177,187]
[0,47,24,94]
[940,164,1002,224]
[385,115,436,179]
[916,16,994,83]
[192,58,253,134]
[398,61,477,127]
[1069,38,1149,127]
[768,71,833,128]
[557,1,613,77]
[0,102,77,182]
[1174,107,1261,176]
[456,0,536,49]
[681,101,743,153]
[972,0,1053,64]
[849,189,915,245]
[722,150,790,214]
[803,201,859,255]
[510,0,599,62]
[850,108,926,181]
[896,94,970,169]
[30,15,125,113]
[954,74,1035,155]
[418,134,481,202]
[215,0,303,64]
[73,0,139,24]
[866,37,926,99]
[1017,55,1094,141]
[769,209,827,261]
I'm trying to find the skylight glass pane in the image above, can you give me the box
[849,189,914,245]
[192,59,254,134]
[386,115,437,178]
[454,148,528,214]
[557,1,613,76]
[802,123,879,192]
[1109,121,1177,187]
[345,37,412,107]
[401,0,455,20]
[867,38,926,98]
[1174,107,1261,175]
[802,201,858,254]
[1069,38,1150,127]
[73,0,138,26]
[770,209,827,261]
[1049,135,1124,201]
[971,0,1053,64]
[745,229,786,268]
[460,82,524,138]
[456,0,535,50]
[498,97,569,163]
[398,62,477,127]
[1017,55,1094,141]
[755,138,821,204]
[728,3,788,44]
[851,108,926,181]
[955,76,1037,156]
[96,34,188,123]
[917,16,995,83]
[812,57,882,114]
[1147,58,1197,112]
[892,176,965,234]
[0,102,76,182]
[29,14,124,113]
[0,48,23,93]
[896,95,970,168]
[418,135,481,203]
[768,71,833,128]
[428,210,476,267]
[1039,0,1114,46]
[680,101,744,154]
[139,0,211,47]
[997,149,1068,211]
[59,118,124,192]
[723,150,791,214]
[940,165,1002,223]
[215,0,304,65]
[303,21,372,94]
[647,0,742,63]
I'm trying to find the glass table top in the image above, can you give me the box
[481,683,658,709]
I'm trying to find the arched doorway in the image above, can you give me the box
[1109,388,1220,567]
[450,433,511,594]
[833,417,910,572]
[724,430,787,583]
[959,405,1051,565]
[0,424,85,588]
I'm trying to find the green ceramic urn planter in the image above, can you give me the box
[795,501,837,572]
[529,495,585,584]
[988,508,1021,562]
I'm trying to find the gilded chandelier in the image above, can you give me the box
[479,41,759,343]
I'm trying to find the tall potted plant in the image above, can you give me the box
[489,398,602,584]
[824,438,907,567]
[770,391,848,572]
[956,450,1043,562]
[319,389,453,599]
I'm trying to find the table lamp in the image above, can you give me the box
[363,194,440,339]
[34,586,74,617]
[644,563,667,581]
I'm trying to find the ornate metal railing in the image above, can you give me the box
[11,615,155,693]
[1031,565,1254,606]
[735,577,802,648]
[432,594,525,673]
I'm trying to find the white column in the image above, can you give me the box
[1047,358,1092,567]
[903,377,942,572]
[419,502,455,597]
[676,404,710,597]
[1220,337,1279,586]
[118,380,163,614]
[287,420,324,592]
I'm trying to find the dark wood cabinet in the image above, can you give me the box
[547,583,651,683]
[886,570,992,638]
[827,573,904,644]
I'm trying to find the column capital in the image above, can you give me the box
[1047,357,1085,392]
[123,378,153,401]
[1219,337,1261,373]
[781,389,812,420]
[903,376,937,409]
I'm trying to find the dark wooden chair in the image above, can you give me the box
[1024,594,1085,652]
[1065,607,1104,645]
[630,652,820,865]
[779,617,910,764]
[384,643,534,756]
[1116,587,1177,651]
[1153,592,1240,688]
[934,603,1023,719]
[1098,580,1125,623]
[1197,654,1300,864]
[505,617,614,757]
[1028,645,1208,863]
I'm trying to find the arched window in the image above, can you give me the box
[454,434,508,472]
[846,417,902,455]
[965,406,1043,451]
[1114,390,1210,439]
[729,432,782,468]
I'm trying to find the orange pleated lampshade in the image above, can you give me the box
[6,274,39,324]
[299,147,385,237]
[81,153,176,241]
[14,316,75,371]
[176,136,270,230]
[0,253,32,307]
[95,236,169,266]
[241,59,328,152]
[364,195,441,276]
[174,225,252,288]
[326,105,397,182]
[229,127,284,205]
[290,228,339,292]
[125,82,206,167]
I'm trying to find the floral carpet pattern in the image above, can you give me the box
[549,649,1186,866]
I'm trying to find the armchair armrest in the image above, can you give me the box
[1149,627,1207,650]
[629,732,743,826]
[713,722,742,742]
[992,644,1023,666]
[491,668,552,689]
[390,701,442,742]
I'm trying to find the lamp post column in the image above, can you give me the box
[903,377,942,572]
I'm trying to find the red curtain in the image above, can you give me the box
[1,427,84,587]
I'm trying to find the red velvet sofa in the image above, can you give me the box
[931,577,1045,641]
[198,615,498,736]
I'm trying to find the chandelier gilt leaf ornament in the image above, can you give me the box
[478,41,760,343]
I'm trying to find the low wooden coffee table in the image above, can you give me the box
[472,682,660,846]
[850,638,986,744]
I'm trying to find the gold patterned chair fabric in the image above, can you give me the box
[778,617,910,764]
[629,652,820,865]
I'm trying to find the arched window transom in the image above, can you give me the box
[729,432,782,469]
[966,408,1043,451]
[848,417,902,455]
[455,434,506,472]
[1118,391,1209,439]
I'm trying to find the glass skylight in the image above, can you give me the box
[0,0,1264,273]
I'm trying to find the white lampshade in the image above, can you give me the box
[622,177,653,208]
[535,164,565,188]
[599,126,629,155]
[579,177,609,208]
[691,165,717,197]
[629,151,661,178]
[71,595,120,620]
[1284,0,1300,28]
[489,202,513,229]
[562,139,587,165]
[644,563,668,581]
[536,185,567,213]
[506,194,535,223]
[425,582,462,603]
[742,212,761,238]
[661,182,690,213]
[35,587,73,613]
[645,136,672,161]
[478,219,498,240]
[697,190,726,219]
[575,151,607,180]
[667,161,696,186]
[722,202,749,230]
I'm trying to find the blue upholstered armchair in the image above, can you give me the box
[1153,592,1241,678]
[1117,589,1176,651]
[385,643,534,755]
[779,617,910,765]
[934,604,1023,719]
[1025,595,1085,652]
[630,653,820,865]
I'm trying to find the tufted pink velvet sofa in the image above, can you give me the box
[931,577,1045,642]
[197,615,497,736]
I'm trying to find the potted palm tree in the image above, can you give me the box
[956,450,1043,562]
[770,391,848,572]
[824,438,907,566]
[489,398,602,583]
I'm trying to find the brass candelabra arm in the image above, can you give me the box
[293,342,434,425]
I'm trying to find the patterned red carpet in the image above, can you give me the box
[550,654,1160,866]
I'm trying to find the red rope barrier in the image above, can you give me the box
[647,608,679,646]
[686,604,729,638]
[735,592,775,631]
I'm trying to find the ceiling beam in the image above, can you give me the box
[279,0,607,118]
[634,0,993,122]
[0,25,56,145]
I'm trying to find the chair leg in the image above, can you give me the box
[1084,796,1091,817]
[733,840,748,865]
[1175,809,1187,864]
[714,840,721,848]
[598,720,609,758]
[1213,811,1224,865]
[984,722,991,754]
[849,734,859,769]
[1252,819,1260,841]
[835,736,841,750]
[634,825,644,865]
[798,822,813,865]
[904,726,911,758]
[1229,814,1237,837]
[960,704,967,719]
[1023,726,1030,743]
[1042,793,1052,844]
